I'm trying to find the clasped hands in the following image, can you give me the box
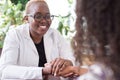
[42,58,88,78]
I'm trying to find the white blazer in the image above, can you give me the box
[0,24,75,80]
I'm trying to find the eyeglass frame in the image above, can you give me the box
[27,13,55,22]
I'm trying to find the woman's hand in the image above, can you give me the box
[58,66,79,78]
[58,66,88,78]
[50,58,73,76]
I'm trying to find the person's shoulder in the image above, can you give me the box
[7,23,29,36]
[44,28,62,39]
[15,23,29,30]
[47,28,61,35]
[48,28,58,32]
[8,23,28,31]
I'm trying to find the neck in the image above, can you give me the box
[30,31,43,44]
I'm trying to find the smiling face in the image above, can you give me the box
[26,1,51,37]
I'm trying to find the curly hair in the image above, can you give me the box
[72,0,120,79]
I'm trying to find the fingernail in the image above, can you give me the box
[54,73,56,76]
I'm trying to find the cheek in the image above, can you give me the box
[48,20,52,26]
[28,18,37,27]
[28,17,34,23]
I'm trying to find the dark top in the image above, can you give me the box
[35,38,47,67]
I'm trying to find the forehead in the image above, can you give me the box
[28,1,50,14]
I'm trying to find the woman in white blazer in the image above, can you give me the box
[0,0,75,80]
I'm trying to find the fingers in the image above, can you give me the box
[49,58,73,77]
[50,58,73,76]
[51,58,65,76]
[58,66,73,76]
[58,66,83,78]
[59,61,67,71]
[44,60,88,79]
[62,72,74,78]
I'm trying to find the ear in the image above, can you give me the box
[23,16,28,22]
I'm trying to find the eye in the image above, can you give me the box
[34,14,42,19]
[45,14,51,19]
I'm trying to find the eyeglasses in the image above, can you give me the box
[27,12,54,21]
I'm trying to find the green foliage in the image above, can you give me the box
[0,22,10,48]
[56,0,75,39]
[0,0,24,48]
[67,0,73,5]
[10,0,29,10]
[0,0,23,27]
[57,13,71,36]
[0,0,75,48]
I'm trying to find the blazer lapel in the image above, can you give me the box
[24,24,38,56]
[44,29,53,62]
[24,24,53,62]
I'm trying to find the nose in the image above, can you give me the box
[40,17,47,23]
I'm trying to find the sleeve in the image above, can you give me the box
[0,29,43,79]
[1,65,43,79]
[55,30,75,66]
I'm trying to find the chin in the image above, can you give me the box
[38,31,47,35]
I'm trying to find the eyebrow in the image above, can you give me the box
[35,12,50,15]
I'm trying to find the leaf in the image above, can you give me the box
[65,26,70,35]
[57,22,63,34]
[67,0,73,4]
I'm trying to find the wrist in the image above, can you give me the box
[79,67,88,75]
[42,67,51,75]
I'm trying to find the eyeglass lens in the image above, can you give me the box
[34,13,54,21]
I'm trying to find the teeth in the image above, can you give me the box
[40,26,46,29]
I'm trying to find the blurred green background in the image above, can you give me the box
[0,0,75,48]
